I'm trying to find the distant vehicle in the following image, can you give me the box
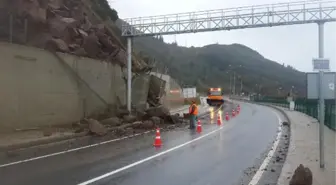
[206,88,224,106]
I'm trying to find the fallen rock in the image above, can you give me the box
[183,113,191,119]
[48,0,63,9]
[150,116,162,126]
[289,164,313,185]
[123,115,137,123]
[16,0,47,23]
[82,32,101,58]
[145,105,170,118]
[45,38,69,52]
[115,122,140,136]
[170,114,182,124]
[74,127,85,133]
[116,108,130,118]
[115,127,126,136]
[88,119,107,136]
[96,32,117,51]
[100,117,121,127]
[132,120,154,129]
[135,110,147,120]
[42,128,53,137]
[73,48,87,56]
[282,121,289,126]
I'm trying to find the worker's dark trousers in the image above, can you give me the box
[189,115,197,129]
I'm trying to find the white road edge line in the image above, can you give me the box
[248,110,283,185]
[77,127,224,185]
[0,131,152,168]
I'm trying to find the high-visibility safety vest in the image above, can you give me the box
[189,104,198,115]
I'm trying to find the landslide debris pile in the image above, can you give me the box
[0,0,149,72]
[74,106,186,137]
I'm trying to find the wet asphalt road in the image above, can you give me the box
[0,102,281,185]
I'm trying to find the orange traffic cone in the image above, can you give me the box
[196,119,202,133]
[232,109,236,117]
[225,112,230,121]
[155,127,160,136]
[217,113,222,126]
[153,128,162,147]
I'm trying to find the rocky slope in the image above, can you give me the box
[0,0,150,73]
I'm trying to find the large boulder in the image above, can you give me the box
[48,0,63,9]
[132,120,154,129]
[150,116,162,125]
[15,0,47,23]
[96,32,118,51]
[88,119,107,136]
[82,32,101,58]
[289,164,313,185]
[116,108,130,118]
[123,115,137,123]
[145,105,170,118]
[45,38,69,52]
[170,114,182,124]
[100,117,121,127]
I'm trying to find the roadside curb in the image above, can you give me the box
[236,100,293,185]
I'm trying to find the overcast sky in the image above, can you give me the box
[111,0,336,72]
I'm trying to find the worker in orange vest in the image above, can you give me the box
[188,100,198,129]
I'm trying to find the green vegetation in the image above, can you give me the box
[90,0,119,21]
[133,36,306,96]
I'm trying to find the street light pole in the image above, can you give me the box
[229,73,232,95]
[240,78,243,95]
[317,22,325,168]
[233,71,236,95]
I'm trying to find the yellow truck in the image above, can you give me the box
[206,88,224,106]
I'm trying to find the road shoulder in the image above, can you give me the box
[275,107,336,185]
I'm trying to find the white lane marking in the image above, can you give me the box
[248,110,283,185]
[77,127,224,185]
[0,131,152,168]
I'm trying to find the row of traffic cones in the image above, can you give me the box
[153,105,241,147]
[231,105,241,117]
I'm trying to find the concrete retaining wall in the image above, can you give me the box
[150,72,184,108]
[0,42,128,131]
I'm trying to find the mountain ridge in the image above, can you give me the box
[88,4,307,96]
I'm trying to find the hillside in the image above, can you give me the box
[129,33,306,96]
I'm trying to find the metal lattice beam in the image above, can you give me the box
[121,0,336,37]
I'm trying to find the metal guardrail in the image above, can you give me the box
[253,98,335,131]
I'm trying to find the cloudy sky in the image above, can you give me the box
[111,0,336,72]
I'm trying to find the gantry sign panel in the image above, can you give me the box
[121,1,336,37]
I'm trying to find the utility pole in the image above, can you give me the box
[233,72,236,95]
